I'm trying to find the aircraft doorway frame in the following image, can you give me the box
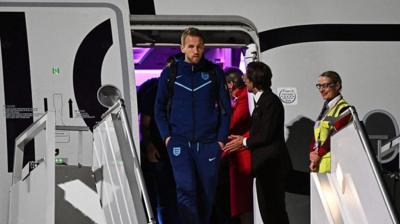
[129,14,260,62]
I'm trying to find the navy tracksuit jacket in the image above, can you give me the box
[155,57,231,224]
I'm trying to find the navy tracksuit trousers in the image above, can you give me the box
[167,137,221,224]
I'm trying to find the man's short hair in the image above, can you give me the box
[181,27,204,45]
[246,61,272,90]
[224,67,245,88]
[319,71,342,90]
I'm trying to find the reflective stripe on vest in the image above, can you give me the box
[314,98,349,173]
[314,98,349,147]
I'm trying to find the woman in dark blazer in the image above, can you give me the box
[224,61,292,224]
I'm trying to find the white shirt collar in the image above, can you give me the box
[254,91,263,103]
[327,94,342,109]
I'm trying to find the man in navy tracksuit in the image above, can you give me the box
[155,27,231,224]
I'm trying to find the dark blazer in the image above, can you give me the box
[246,89,292,176]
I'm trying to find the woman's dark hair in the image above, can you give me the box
[246,61,272,90]
[224,67,245,88]
[320,71,342,90]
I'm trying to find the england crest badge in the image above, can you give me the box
[173,147,181,156]
[201,72,209,80]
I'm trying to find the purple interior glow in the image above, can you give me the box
[133,48,151,64]
[134,47,245,86]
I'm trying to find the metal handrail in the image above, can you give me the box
[119,100,156,224]
[350,106,399,223]
[12,112,55,184]
[103,99,156,224]
[9,111,55,224]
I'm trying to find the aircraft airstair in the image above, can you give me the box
[7,97,156,224]
[311,107,399,224]
[8,92,400,224]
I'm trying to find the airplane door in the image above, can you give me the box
[130,15,265,224]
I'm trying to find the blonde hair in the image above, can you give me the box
[180,27,204,45]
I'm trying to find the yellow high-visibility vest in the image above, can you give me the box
[314,98,349,173]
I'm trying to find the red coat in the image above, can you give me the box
[227,87,252,217]
[229,87,251,136]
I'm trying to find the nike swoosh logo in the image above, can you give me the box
[208,157,216,162]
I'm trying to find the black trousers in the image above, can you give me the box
[255,169,289,224]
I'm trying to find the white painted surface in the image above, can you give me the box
[0,1,134,223]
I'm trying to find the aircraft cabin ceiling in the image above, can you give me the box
[130,15,258,47]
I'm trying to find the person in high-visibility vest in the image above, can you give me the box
[309,71,351,173]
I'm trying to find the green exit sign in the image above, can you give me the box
[55,158,67,165]
[52,67,60,75]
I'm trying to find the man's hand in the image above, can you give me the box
[218,141,225,150]
[309,151,320,172]
[165,136,171,146]
[309,161,318,172]
[146,143,160,163]
[223,135,244,153]
[309,151,320,163]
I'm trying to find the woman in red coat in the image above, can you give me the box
[224,67,253,224]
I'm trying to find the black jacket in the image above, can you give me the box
[247,89,292,176]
